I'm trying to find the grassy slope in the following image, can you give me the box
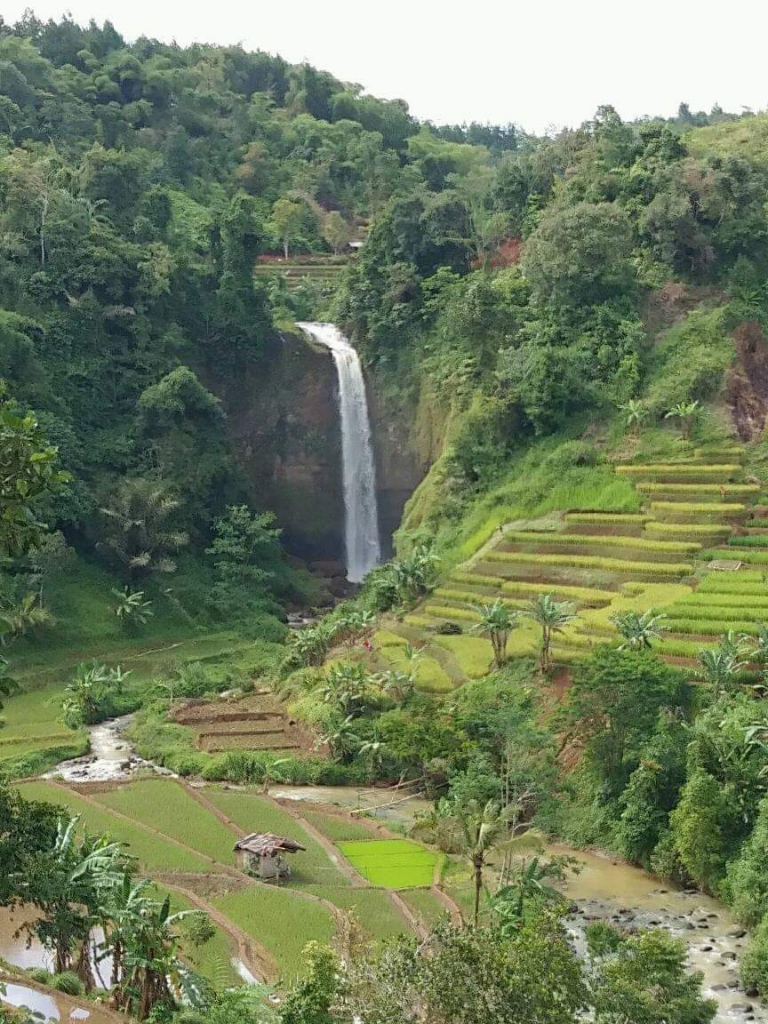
[212,887,335,982]
[17,781,212,873]
[93,780,238,866]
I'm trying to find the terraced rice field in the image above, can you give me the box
[338,839,439,888]
[173,691,312,754]
[392,442,768,671]
[253,256,348,292]
[13,778,448,981]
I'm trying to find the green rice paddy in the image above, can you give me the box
[338,839,439,888]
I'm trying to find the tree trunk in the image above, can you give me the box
[283,239,289,259]
[541,628,550,674]
[473,857,483,927]
[75,938,96,992]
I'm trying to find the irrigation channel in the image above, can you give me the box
[1,728,765,1023]
[297,322,381,583]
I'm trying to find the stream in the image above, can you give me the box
[4,732,762,1022]
[273,785,766,1024]
[43,715,170,783]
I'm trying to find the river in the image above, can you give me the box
[5,730,763,1023]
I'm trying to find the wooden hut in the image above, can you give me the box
[234,832,306,880]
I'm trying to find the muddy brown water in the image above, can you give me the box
[12,741,766,1023]
[274,787,766,1024]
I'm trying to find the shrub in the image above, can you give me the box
[27,968,52,984]
[52,972,83,995]
[740,918,768,996]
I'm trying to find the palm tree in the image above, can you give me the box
[697,634,749,691]
[120,894,206,1019]
[319,661,371,718]
[378,667,415,703]
[98,873,154,1002]
[623,399,648,436]
[99,478,189,579]
[413,797,515,926]
[489,855,564,935]
[665,400,700,440]
[745,721,768,779]
[525,594,577,674]
[318,715,361,762]
[0,591,54,646]
[471,599,519,668]
[29,818,123,983]
[611,609,668,651]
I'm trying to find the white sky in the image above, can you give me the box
[4,0,768,134]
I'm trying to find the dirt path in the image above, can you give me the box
[431,885,464,925]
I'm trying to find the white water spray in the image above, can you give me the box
[297,322,381,582]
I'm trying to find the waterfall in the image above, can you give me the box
[297,322,382,583]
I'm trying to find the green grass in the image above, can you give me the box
[338,839,438,888]
[616,463,741,477]
[564,512,650,524]
[650,502,745,516]
[635,483,758,495]
[212,885,335,981]
[399,888,450,929]
[499,580,616,604]
[93,780,237,866]
[486,551,693,576]
[502,531,700,554]
[700,548,768,564]
[200,788,348,888]
[373,630,408,647]
[645,522,731,537]
[728,535,768,547]
[163,887,240,987]
[449,571,503,590]
[302,886,412,940]
[298,809,375,843]
[380,644,454,693]
[665,618,761,635]
[17,782,213,873]
[421,604,480,623]
[432,635,494,677]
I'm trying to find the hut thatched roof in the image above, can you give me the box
[234,832,306,856]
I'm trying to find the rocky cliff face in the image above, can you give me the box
[210,329,428,566]
[212,330,344,562]
[367,382,430,559]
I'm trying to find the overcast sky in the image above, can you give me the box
[5,0,768,134]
